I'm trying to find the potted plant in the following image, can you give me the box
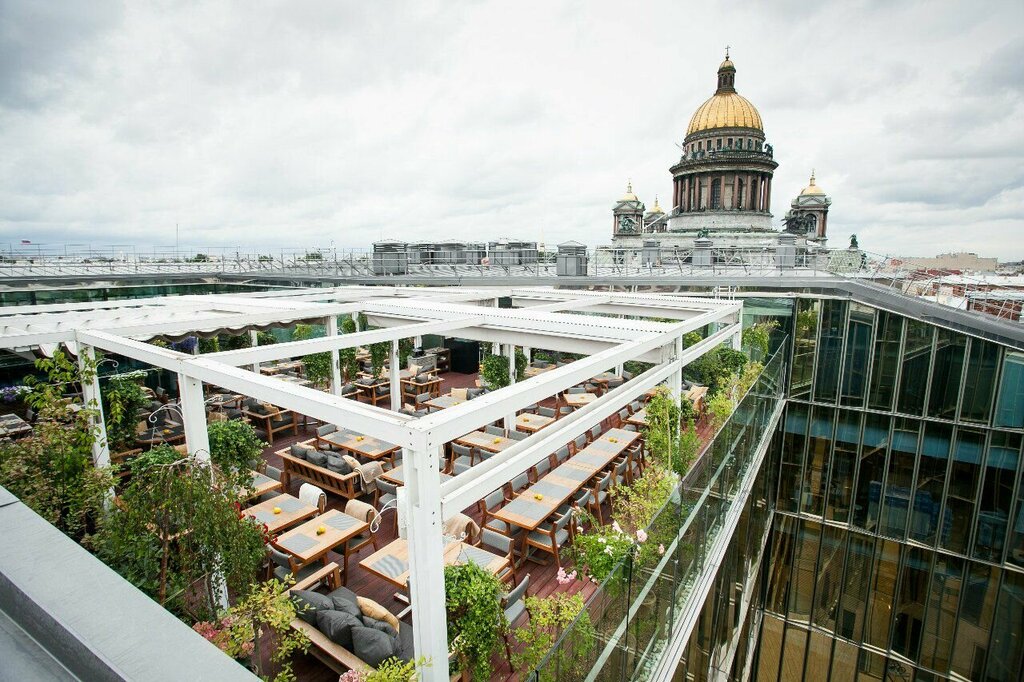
[445,562,505,680]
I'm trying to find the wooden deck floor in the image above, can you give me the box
[254,370,714,681]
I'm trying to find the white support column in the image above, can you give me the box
[178,372,210,461]
[249,330,260,374]
[731,327,743,351]
[504,344,516,430]
[390,339,401,412]
[78,345,110,468]
[414,335,423,349]
[327,315,342,396]
[669,338,683,401]
[403,444,449,681]
[523,346,532,364]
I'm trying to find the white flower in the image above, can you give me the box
[598,537,606,544]
[604,546,615,555]
[576,526,584,534]
[658,544,666,556]
[612,521,623,534]
[636,529,648,543]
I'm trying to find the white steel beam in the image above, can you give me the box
[327,315,342,396]
[390,340,401,412]
[78,345,110,468]
[516,297,611,313]
[207,318,476,366]
[178,373,210,461]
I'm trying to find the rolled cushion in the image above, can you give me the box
[350,625,396,668]
[357,596,400,632]
[291,589,333,626]
[361,615,398,639]
[326,454,352,474]
[307,450,328,467]
[451,387,468,400]
[317,424,338,437]
[316,609,362,649]
[259,401,278,415]
[290,444,311,459]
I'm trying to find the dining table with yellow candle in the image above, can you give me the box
[272,506,282,515]
[316,524,326,535]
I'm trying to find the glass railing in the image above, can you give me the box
[531,343,787,682]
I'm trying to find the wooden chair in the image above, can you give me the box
[479,488,520,538]
[367,384,390,407]
[525,509,572,569]
[589,472,612,525]
[480,529,518,584]
[451,443,476,474]
[341,500,379,586]
[501,574,531,663]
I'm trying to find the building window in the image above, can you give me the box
[710,178,721,209]
[748,139,753,150]
[736,180,744,208]
[716,138,722,150]
[727,138,733,148]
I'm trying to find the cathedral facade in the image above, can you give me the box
[611,52,832,250]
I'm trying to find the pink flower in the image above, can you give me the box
[636,529,648,543]
[658,543,666,556]
[339,671,367,682]
[556,567,578,585]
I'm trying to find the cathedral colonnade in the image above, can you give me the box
[672,171,773,213]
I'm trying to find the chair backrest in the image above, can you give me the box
[589,425,602,440]
[559,406,574,417]
[510,471,530,492]
[534,458,551,477]
[574,434,588,450]
[485,425,505,437]
[607,378,624,389]
[317,423,337,437]
[509,430,529,441]
[574,489,592,508]
[265,465,282,481]
[467,388,484,399]
[345,499,377,523]
[630,400,642,412]
[553,510,572,532]
[482,488,505,512]
[555,446,570,464]
[452,443,473,458]
[567,387,586,394]
[504,574,531,608]
[481,528,513,555]
[623,424,638,431]
[622,370,634,380]
[377,479,397,497]
[376,385,390,396]
[415,392,431,404]
[596,472,611,492]
[614,459,628,476]
[267,544,293,570]
[538,407,556,418]
[299,483,327,512]
[618,408,630,421]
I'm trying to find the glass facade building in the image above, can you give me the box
[756,297,1024,682]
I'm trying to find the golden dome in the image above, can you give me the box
[685,54,763,136]
[687,92,763,135]
[800,171,825,196]
[649,196,664,214]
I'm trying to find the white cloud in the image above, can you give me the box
[1,0,1022,259]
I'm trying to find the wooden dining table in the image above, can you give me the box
[524,364,557,378]
[247,470,284,499]
[261,360,304,376]
[455,430,514,453]
[492,428,640,532]
[242,493,318,534]
[590,372,623,386]
[423,393,467,410]
[361,538,508,590]
[320,429,401,463]
[515,413,555,433]
[626,408,647,426]
[563,392,598,407]
[272,509,369,567]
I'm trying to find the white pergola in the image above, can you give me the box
[0,285,742,680]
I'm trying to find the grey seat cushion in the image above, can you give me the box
[307,451,328,467]
[350,625,397,668]
[292,589,333,625]
[528,528,569,546]
[395,624,415,662]
[327,586,358,610]
[361,615,398,639]
[316,610,362,649]
[290,444,311,459]
[326,454,352,474]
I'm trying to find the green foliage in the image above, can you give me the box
[96,455,267,620]
[623,360,653,377]
[127,443,180,478]
[796,307,818,339]
[572,516,634,583]
[341,315,357,334]
[444,562,504,681]
[222,578,310,682]
[369,342,389,380]
[480,353,511,389]
[707,392,735,431]
[207,419,266,487]
[684,345,747,397]
[682,330,703,348]
[514,347,528,382]
[338,315,360,380]
[512,592,593,678]
[198,336,220,354]
[0,351,113,545]
[256,331,277,346]
[366,657,430,681]
[644,388,699,477]
[219,333,252,351]
[398,338,414,370]
[103,371,150,452]
[608,466,675,536]
[741,320,779,361]
[292,324,333,388]
[677,420,701,476]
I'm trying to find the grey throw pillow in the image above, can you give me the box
[330,597,361,618]
[326,455,352,474]
[307,450,328,467]
[361,615,397,639]
[316,610,362,649]
[291,589,333,626]
[289,444,310,460]
[350,625,396,668]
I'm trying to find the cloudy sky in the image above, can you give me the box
[1,0,1022,259]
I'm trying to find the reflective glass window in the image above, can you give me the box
[879,417,919,539]
[868,312,902,411]
[911,422,952,546]
[892,547,930,660]
[791,298,819,400]
[780,624,808,681]
[814,299,847,403]
[812,524,847,631]
[987,570,1024,682]
[806,630,834,681]
[803,406,834,516]
[994,350,1024,428]
[766,515,797,615]
[779,403,808,514]
[927,327,966,419]
[788,518,821,622]
[863,539,899,649]
[855,647,886,681]
[919,553,962,673]
[961,339,1000,423]
[827,410,861,524]
[897,320,933,415]
[756,615,784,682]
[951,562,998,680]
[840,303,873,407]
[942,428,984,554]
[838,532,875,643]
[853,413,890,532]
[974,432,1021,562]
[830,639,858,682]
[1007,455,1024,569]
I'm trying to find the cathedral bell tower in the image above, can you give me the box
[612,180,645,237]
